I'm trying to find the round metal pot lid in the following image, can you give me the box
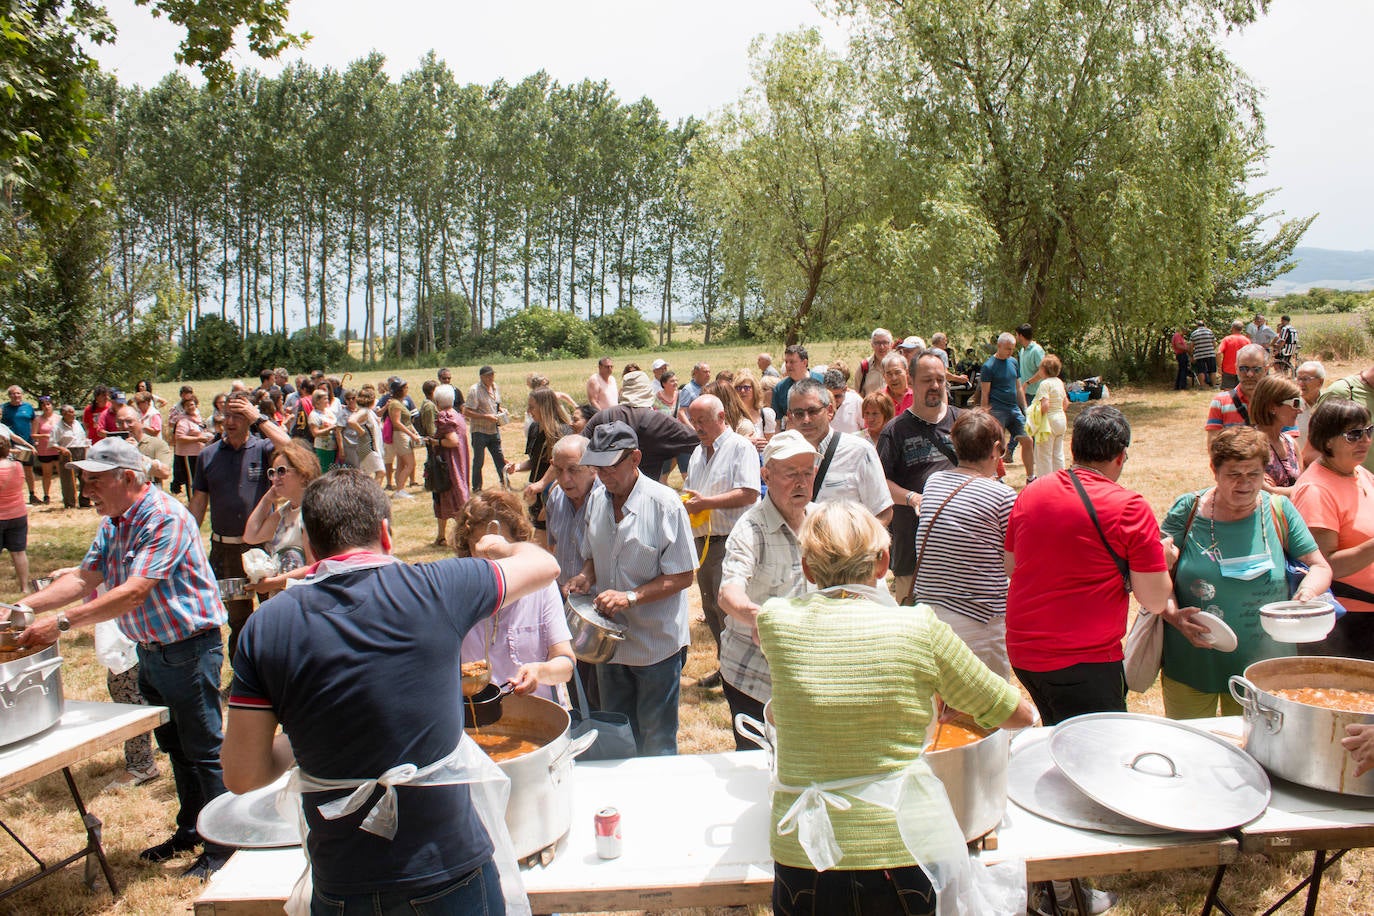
[1008,729,1170,836]
[566,594,627,635]
[197,772,299,849]
[1048,712,1270,833]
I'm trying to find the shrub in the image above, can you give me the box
[590,306,654,351]
[477,307,595,361]
[168,317,349,381]
[171,315,244,380]
[1304,326,1368,362]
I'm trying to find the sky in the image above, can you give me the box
[92,0,1374,251]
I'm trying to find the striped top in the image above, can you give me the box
[581,472,698,666]
[1190,326,1217,360]
[913,470,1017,623]
[759,592,1021,868]
[81,485,227,645]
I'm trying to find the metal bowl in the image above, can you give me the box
[565,594,627,664]
[217,577,251,602]
[8,445,34,464]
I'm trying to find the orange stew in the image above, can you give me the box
[925,722,985,752]
[468,731,544,762]
[1272,687,1374,714]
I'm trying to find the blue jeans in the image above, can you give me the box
[988,404,1027,440]
[596,649,684,756]
[773,861,936,916]
[311,861,504,915]
[137,628,226,832]
[470,431,505,491]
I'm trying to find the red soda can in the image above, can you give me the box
[594,806,622,859]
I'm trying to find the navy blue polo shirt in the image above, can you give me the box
[230,557,505,895]
[192,434,274,536]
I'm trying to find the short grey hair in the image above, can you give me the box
[788,378,829,405]
[1237,343,1269,364]
[881,353,908,371]
[551,434,589,460]
[997,332,1015,347]
[871,328,893,343]
[1298,360,1326,381]
[823,368,847,390]
[433,384,457,409]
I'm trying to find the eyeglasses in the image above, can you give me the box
[735,384,754,392]
[265,466,294,479]
[1236,365,1266,376]
[1339,425,1374,443]
[1296,376,1320,384]
[787,405,828,420]
[1279,398,1303,410]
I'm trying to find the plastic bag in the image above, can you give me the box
[241,548,279,584]
[95,620,138,675]
[969,856,1028,916]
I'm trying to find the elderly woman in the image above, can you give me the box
[456,490,574,702]
[1292,399,1374,659]
[858,390,895,447]
[242,441,322,595]
[1160,425,1331,718]
[652,370,680,416]
[913,410,1017,677]
[431,384,472,546]
[1250,375,1304,497]
[757,501,1034,915]
[1030,353,1068,478]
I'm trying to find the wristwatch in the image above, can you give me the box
[55,613,71,633]
[626,591,639,607]
[250,415,265,431]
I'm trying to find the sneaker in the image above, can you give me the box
[140,829,201,862]
[695,670,723,689]
[1050,880,1119,915]
[28,494,40,506]
[106,765,160,791]
[392,489,413,500]
[182,845,233,880]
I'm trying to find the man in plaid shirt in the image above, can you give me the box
[17,437,231,878]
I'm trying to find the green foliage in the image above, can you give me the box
[590,306,654,351]
[170,318,349,380]
[1270,288,1374,315]
[171,315,245,380]
[1305,326,1368,363]
[472,307,596,362]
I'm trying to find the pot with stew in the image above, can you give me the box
[924,713,1009,842]
[464,692,597,859]
[1229,656,1374,796]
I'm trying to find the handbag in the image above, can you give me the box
[1126,491,1201,693]
[903,475,975,606]
[568,670,637,761]
[423,445,452,494]
[1269,495,1350,617]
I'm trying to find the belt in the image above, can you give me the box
[210,533,245,545]
[139,626,221,650]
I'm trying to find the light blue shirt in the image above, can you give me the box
[545,480,601,586]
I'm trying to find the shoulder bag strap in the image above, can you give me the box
[1230,387,1250,425]
[1172,491,1203,581]
[1067,468,1131,591]
[909,475,977,602]
[811,432,842,499]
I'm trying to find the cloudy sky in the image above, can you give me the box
[94,0,1374,250]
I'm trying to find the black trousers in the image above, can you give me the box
[1298,610,1374,662]
[1014,660,1127,726]
[773,861,936,916]
[722,679,766,752]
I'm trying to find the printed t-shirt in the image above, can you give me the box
[1292,462,1374,611]
[229,558,504,896]
[1005,469,1166,672]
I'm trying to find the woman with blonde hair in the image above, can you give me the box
[704,380,755,437]
[505,387,573,537]
[243,441,323,596]
[1250,374,1304,497]
[1030,353,1067,478]
[757,500,1033,914]
[455,490,575,702]
[732,368,776,450]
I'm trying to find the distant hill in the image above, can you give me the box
[1256,247,1374,296]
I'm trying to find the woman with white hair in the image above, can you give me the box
[758,501,1034,914]
[430,384,472,546]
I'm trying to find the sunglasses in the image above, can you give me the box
[1236,365,1266,376]
[1279,398,1303,410]
[788,405,828,420]
[265,466,294,479]
[1339,425,1374,443]
[735,384,754,391]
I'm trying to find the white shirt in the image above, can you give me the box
[685,428,761,537]
[581,473,698,667]
[811,429,894,517]
[831,389,864,434]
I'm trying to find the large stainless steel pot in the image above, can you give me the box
[467,693,597,859]
[925,714,1009,842]
[0,644,64,747]
[565,594,626,664]
[1229,656,1374,797]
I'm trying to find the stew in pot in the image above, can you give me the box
[467,731,544,762]
[1271,687,1374,714]
[925,722,985,752]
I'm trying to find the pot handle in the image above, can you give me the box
[1229,675,1282,734]
[734,714,771,752]
[0,656,63,707]
[548,730,600,772]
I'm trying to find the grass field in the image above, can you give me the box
[0,336,1370,915]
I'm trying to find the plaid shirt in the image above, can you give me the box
[82,485,226,645]
[718,497,811,702]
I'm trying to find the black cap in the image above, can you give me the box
[580,421,639,467]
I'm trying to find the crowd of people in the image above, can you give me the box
[1,326,1372,915]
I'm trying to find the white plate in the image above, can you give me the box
[1193,611,1238,653]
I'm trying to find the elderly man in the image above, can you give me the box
[1295,360,1326,455]
[1205,343,1269,440]
[17,437,231,877]
[857,329,894,394]
[113,401,172,485]
[676,362,711,419]
[684,395,761,684]
[52,403,91,508]
[757,352,780,378]
[1189,319,1218,388]
[717,431,815,748]
[569,422,697,756]
[880,353,914,415]
[1250,315,1277,350]
[771,344,825,422]
[1217,320,1251,388]
[586,356,618,411]
[190,392,291,660]
[545,434,605,706]
[980,332,1034,479]
[3,386,38,503]
[879,352,962,601]
[1318,363,1374,473]
[786,378,892,524]
[463,365,506,491]
[223,470,559,913]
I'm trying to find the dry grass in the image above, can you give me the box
[0,347,1370,915]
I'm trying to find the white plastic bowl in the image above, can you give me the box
[1259,600,1335,643]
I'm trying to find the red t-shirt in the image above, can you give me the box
[1217,333,1250,375]
[1005,468,1166,672]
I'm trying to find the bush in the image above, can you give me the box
[1304,326,1368,362]
[476,307,595,361]
[168,317,349,381]
[590,306,654,351]
[171,315,244,380]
